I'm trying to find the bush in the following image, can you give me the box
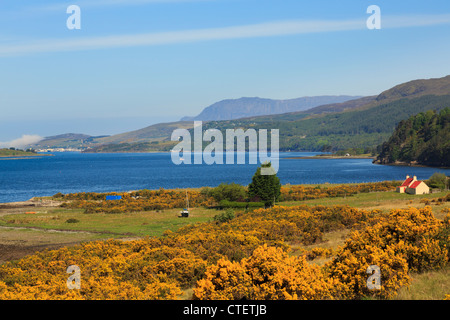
[53,192,65,199]
[426,172,448,190]
[209,183,247,202]
[213,209,235,223]
[325,206,448,299]
[65,218,80,223]
[193,245,334,300]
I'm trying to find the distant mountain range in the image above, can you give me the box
[27,75,450,160]
[180,96,362,121]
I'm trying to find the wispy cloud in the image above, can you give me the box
[0,135,43,149]
[1,13,450,57]
[31,0,215,13]
[0,19,365,56]
[383,13,450,28]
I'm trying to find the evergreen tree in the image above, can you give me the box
[376,107,450,167]
[248,162,281,208]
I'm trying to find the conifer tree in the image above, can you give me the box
[248,162,281,208]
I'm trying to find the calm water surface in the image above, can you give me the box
[0,152,449,203]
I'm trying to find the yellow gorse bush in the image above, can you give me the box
[193,244,335,300]
[57,182,399,214]
[59,188,214,213]
[325,206,448,299]
[280,181,399,202]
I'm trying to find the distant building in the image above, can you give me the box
[396,175,429,195]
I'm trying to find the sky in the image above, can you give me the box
[1,0,450,145]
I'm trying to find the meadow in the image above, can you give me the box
[0,181,449,300]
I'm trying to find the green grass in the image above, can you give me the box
[0,207,221,238]
[0,148,41,157]
[3,190,448,238]
[280,190,450,218]
[394,267,450,300]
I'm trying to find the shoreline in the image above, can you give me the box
[0,181,403,206]
[0,154,53,160]
[372,160,450,170]
[285,155,376,160]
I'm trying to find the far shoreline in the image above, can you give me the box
[285,155,376,160]
[0,154,53,160]
[372,160,450,170]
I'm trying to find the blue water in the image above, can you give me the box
[0,152,449,203]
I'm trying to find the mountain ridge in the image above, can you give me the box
[180,95,362,121]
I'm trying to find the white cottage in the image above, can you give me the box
[396,175,429,195]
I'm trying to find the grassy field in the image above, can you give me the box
[281,190,450,219]
[0,204,222,264]
[1,189,448,246]
[394,267,450,300]
[0,207,219,238]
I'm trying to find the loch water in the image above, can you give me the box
[0,152,449,203]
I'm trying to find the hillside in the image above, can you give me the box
[180,95,362,121]
[83,140,177,153]
[28,133,100,150]
[374,108,450,167]
[27,75,450,153]
[199,94,450,152]
[96,94,450,153]
[0,148,41,157]
[94,121,193,145]
[375,75,450,103]
[82,96,375,153]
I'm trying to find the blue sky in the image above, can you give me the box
[1,0,450,144]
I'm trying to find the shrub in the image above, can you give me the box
[324,206,448,299]
[65,218,80,224]
[209,183,247,202]
[213,209,235,223]
[193,245,334,300]
[426,172,448,190]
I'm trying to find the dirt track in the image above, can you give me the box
[0,243,74,265]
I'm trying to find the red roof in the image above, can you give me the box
[409,180,422,189]
[401,178,413,187]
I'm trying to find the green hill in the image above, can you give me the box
[375,75,450,102]
[374,108,450,167]
[0,148,41,157]
[83,140,177,153]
